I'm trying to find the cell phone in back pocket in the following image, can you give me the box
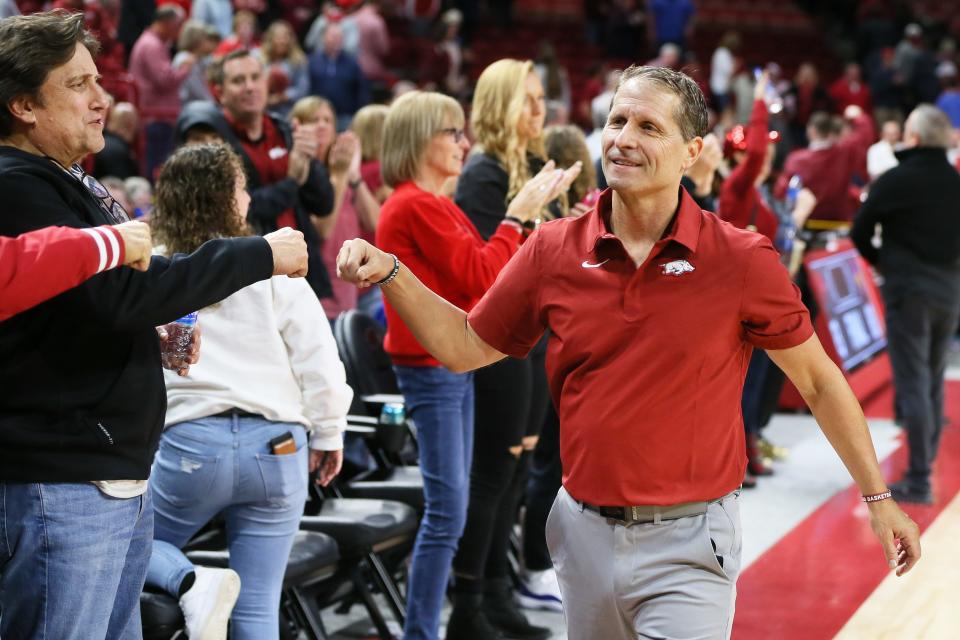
[269,431,297,455]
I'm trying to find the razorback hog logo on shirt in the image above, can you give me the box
[660,259,695,276]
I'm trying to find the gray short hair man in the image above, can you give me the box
[338,65,921,639]
[852,103,960,504]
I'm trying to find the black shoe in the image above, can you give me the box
[483,578,551,640]
[889,481,934,505]
[446,593,504,640]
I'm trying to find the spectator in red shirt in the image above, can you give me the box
[128,4,195,180]
[206,49,337,299]
[830,62,874,114]
[337,66,920,639]
[371,90,575,640]
[1,221,152,321]
[719,74,821,487]
[718,76,780,244]
[775,105,875,226]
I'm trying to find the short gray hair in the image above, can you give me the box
[612,65,708,141]
[906,104,953,149]
[381,91,464,188]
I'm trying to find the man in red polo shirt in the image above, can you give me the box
[336,67,919,639]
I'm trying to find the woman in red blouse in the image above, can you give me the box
[375,90,576,640]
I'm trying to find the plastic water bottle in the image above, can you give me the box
[163,311,198,362]
[379,402,405,426]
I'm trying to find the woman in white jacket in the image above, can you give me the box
[143,143,353,640]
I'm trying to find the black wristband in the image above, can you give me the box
[374,253,400,286]
[503,215,524,226]
[348,177,362,189]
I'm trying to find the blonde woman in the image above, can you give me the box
[350,103,391,319]
[260,20,309,118]
[290,96,379,321]
[370,90,576,640]
[351,103,392,203]
[449,58,579,640]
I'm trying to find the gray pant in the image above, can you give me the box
[884,290,960,488]
[545,487,741,640]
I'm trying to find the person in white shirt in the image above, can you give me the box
[868,119,902,181]
[142,143,353,640]
[710,31,740,112]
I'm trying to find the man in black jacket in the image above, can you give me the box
[209,49,337,299]
[0,12,309,639]
[852,104,960,504]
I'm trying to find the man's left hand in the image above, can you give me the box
[868,499,921,576]
[157,322,201,376]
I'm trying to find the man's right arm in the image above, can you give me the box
[336,239,506,372]
[0,171,308,329]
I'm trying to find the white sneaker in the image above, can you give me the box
[516,568,563,612]
[179,566,241,640]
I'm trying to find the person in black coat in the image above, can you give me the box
[0,13,309,638]
[851,104,960,504]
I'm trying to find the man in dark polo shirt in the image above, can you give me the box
[209,49,335,298]
[336,67,920,639]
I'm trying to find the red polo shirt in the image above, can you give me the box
[468,188,813,506]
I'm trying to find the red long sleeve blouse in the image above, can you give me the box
[718,99,779,243]
[375,181,523,366]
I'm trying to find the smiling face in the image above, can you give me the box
[218,55,268,122]
[601,78,701,199]
[517,72,546,143]
[17,42,109,166]
[420,123,470,184]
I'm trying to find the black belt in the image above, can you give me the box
[212,408,261,419]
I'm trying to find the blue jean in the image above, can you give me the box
[394,365,475,640]
[145,416,309,640]
[0,482,153,640]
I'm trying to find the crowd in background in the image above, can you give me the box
[2,0,959,639]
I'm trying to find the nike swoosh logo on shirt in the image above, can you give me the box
[581,259,610,269]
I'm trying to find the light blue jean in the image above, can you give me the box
[145,415,309,640]
[394,365,475,640]
[0,482,153,640]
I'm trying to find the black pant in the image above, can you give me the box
[452,354,550,585]
[884,290,960,488]
[523,401,561,571]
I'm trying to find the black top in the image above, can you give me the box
[455,152,549,240]
[93,131,139,180]
[176,101,335,298]
[0,146,275,482]
[851,146,960,303]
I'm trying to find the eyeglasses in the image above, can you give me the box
[67,164,130,225]
[439,128,466,143]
